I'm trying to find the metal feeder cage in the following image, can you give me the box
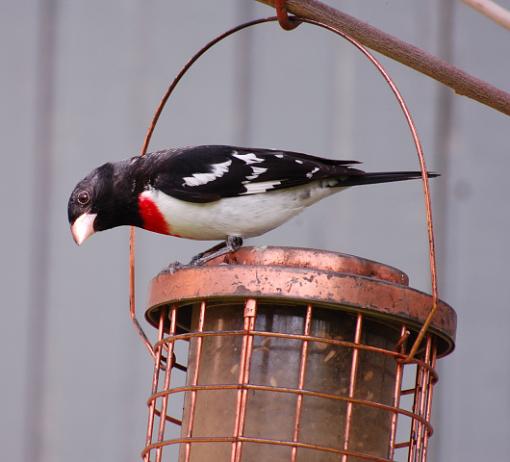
[142,246,456,462]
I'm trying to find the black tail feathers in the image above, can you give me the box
[333,171,439,188]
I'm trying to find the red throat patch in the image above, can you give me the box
[138,194,171,235]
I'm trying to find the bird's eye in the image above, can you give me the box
[77,191,90,205]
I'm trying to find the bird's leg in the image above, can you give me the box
[189,236,243,266]
[190,241,227,263]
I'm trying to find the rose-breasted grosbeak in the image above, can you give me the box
[68,145,436,264]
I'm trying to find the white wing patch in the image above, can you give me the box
[295,159,303,164]
[245,166,268,180]
[232,151,264,164]
[242,180,281,195]
[182,160,232,187]
[275,154,284,158]
[306,167,320,179]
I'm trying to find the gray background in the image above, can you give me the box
[2,1,509,461]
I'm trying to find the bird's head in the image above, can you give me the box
[68,162,118,245]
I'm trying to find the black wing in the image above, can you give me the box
[146,145,363,203]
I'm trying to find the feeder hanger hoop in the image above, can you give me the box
[275,0,301,30]
[130,15,438,363]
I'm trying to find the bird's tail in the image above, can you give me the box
[332,171,439,188]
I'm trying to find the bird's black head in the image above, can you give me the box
[68,162,122,245]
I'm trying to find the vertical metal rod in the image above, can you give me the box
[414,336,433,461]
[291,305,313,462]
[408,339,429,462]
[422,343,438,460]
[129,227,156,358]
[231,299,257,462]
[155,307,177,462]
[341,313,363,462]
[144,310,166,461]
[388,325,408,460]
[184,301,207,462]
[408,370,420,462]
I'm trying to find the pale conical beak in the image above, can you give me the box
[71,213,97,245]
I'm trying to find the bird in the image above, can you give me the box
[68,145,437,265]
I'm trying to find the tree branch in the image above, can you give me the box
[462,0,510,30]
[256,0,510,116]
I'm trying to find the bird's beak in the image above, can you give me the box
[71,213,97,245]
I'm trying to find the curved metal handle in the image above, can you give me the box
[130,15,438,362]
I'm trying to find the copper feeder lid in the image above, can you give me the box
[145,246,456,356]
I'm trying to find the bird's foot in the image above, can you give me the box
[159,260,186,275]
[189,236,243,266]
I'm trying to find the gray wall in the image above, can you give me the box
[2,1,509,460]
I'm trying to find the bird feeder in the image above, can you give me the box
[142,246,456,462]
[127,10,455,462]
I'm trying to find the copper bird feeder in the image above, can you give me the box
[141,247,455,462]
[127,10,456,462]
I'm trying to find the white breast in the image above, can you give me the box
[142,182,344,240]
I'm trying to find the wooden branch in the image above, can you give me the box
[462,0,510,30]
[256,0,510,116]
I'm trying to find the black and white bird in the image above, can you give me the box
[68,145,436,264]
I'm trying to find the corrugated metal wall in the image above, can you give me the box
[2,1,509,460]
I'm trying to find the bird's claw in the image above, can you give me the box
[160,261,186,275]
[189,253,206,267]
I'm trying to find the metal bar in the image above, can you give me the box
[155,307,177,462]
[184,301,207,462]
[144,310,166,462]
[401,388,419,396]
[422,343,438,460]
[156,330,438,379]
[231,299,257,462]
[342,313,363,461]
[408,346,428,462]
[394,441,411,449]
[389,325,408,460]
[143,435,393,462]
[291,304,313,462]
[149,383,433,431]
[414,336,433,460]
[152,408,182,426]
[129,227,156,358]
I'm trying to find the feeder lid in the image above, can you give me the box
[145,246,456,356]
